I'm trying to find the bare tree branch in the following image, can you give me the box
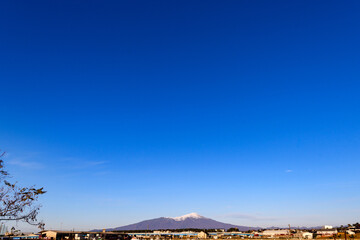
[0,151,46,229]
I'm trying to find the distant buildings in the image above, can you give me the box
[323,226,333,230]
[9,226,358,240]
[40,231,129,240]
[261,230,289,237]
[316,228,337,237]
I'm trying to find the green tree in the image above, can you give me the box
[0,151,46,229]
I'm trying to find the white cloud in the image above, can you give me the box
[60,157,108,169]
[8,159,44,169]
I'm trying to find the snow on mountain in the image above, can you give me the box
[170,213,205,221]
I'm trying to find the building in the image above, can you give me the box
[0,224,7,236]
[293,231,313,239]
[12,234,40,240]
[316,229,337,237]
[261,230,289,237]
[197,232,208,239]
[302,232,313,239]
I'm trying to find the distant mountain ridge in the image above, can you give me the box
[95,213,254,231]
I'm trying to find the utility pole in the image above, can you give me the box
[288,224,291,239]
[344,229,347,240]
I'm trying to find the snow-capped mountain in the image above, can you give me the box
[98,213,253,231]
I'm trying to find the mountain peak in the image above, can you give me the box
[97,212,253,231]
[171,212,205,221]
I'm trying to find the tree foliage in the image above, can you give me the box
[0,151,46,229]
[227,228,239,232]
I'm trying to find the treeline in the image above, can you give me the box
[338,223,360,230]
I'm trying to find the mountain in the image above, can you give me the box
[98,213,254,231]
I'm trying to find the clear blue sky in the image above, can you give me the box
[1,0,360,232]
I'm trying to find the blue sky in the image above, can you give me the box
[1,0,360,232]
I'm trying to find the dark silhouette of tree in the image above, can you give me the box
[227,228,239,232]
[0,151,46,229]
